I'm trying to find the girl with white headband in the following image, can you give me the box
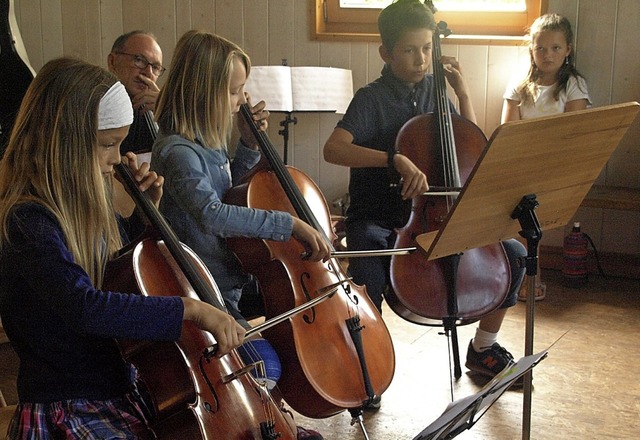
[0,57,246,439]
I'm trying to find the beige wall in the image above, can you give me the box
[11,0,640,257]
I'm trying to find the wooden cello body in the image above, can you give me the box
[224,105,395,418]
[388,114,511,324]
[104,164,297,440]
[388,17,510,326]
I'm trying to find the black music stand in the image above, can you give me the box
[413,350,548,440]
[414,102,640,439]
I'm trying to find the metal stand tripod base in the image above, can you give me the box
[521,274,536,439]
[511,194,542,440]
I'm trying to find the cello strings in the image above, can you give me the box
[240,105,361,318]
[240,106,393,411]
[432,22,460,212]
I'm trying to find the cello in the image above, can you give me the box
[104,161,299,440]
[224,105,395,420]
[388,5,511,363]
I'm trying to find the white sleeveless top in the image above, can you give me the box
[504,75,591,120]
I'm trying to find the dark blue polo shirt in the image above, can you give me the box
[337,64,456,226]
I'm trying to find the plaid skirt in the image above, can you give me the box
[6,367,156,440]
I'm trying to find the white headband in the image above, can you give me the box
[98,81,133,130]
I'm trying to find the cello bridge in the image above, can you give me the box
[222,360,266,384]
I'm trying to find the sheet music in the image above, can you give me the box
[413,350,548,440]
[244,66,353,113]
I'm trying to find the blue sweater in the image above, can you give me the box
[151,134,293,293]
[0,203,184,403]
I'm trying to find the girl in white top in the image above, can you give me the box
[504,74,589,119]
[502,13,591,300]
[502,13,590,122]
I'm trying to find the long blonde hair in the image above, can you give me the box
[0,57,123,287]
[518,13,586,104]
[155,30,251,148]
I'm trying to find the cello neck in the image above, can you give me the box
[143,108,159,141]
[431,20,462,190]
[238,104,332,245]
[114,163,226,310]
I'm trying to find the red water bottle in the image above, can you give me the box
[562,222,588,287]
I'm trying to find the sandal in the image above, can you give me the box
[518,281,546,301]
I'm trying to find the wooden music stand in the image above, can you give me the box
[414,102,640,440]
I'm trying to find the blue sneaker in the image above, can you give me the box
[465,341,514,378]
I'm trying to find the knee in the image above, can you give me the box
[237,338,282,390]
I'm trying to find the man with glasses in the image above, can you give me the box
[108,30,165,154]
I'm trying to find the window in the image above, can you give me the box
[312,0,547,44]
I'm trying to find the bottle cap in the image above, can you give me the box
[574,221,580,228]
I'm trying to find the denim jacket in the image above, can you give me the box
[151,133,293,292]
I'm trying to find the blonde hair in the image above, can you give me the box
[0,57,123,287]
[156,30,251,149]
[518,13,585,104]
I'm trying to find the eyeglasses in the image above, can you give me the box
[115,52,166,77]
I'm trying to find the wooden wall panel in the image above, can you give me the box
[293,0,317,66]
[273,0,296,61]
[548,0,578,27]
[576,0,616,108]
[60,0,85,59]
[293,113,320,183]
[173,0,191,42]
[609,0,640,188]
[347,43,368,93]
[38,0,63,67]
[366,43,383,88]
[16,0,45,69]
[10,0,638,257]
[289,0,318,177]
[72,1,100,66]
[574,0,638,256]
[123,0,151,34]
[215,0,243,47]
[460,44,489,132]
[100,1,124,66]
[242,0,269,66]
[319,114,349,208]
[189,0,215,33]
[149,0,176,56]
[485,45,528,137]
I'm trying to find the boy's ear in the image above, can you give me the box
[379,44,391,64]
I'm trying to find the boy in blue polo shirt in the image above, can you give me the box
[324,0,526,406]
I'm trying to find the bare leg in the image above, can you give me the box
[478,307,508,334]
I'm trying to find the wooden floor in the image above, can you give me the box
[1,269,639,439]
[289,269,640,439]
